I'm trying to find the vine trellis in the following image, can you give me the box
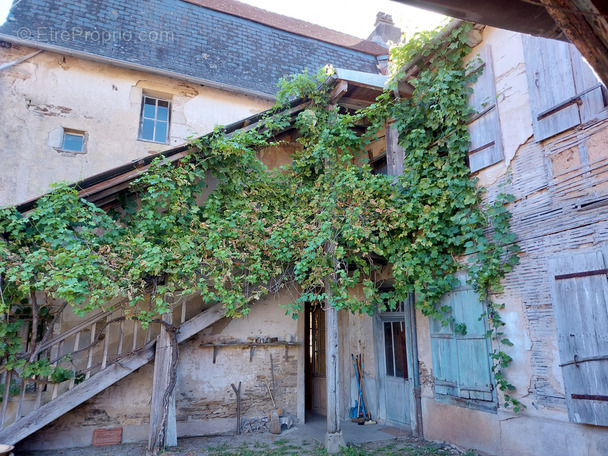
[0,21,523,452]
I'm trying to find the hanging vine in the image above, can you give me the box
[0,21,524,444]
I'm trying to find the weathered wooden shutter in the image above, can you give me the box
[430,307,459,397]
[430,285,493,401]
[467,46,504,173]
[386,121,405,177]
[452,288,493,400]
[523,36,606,141]
[549,251,608,426]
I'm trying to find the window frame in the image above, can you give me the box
[138,95,171,144]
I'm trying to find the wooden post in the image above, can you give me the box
[147,311,178,453]
[324,277,345,454]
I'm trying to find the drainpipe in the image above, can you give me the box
[409,296,424,438]
[0,49,42,71]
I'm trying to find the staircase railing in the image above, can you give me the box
[0,296,199,431]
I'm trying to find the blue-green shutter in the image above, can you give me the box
[430,285,493,402]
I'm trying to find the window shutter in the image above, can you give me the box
[569,45,606,124]
[524,36,606,141]
[430,284,493,401]
[430,313,459,396]
[549,251,608,426]
[453,288,493,401]
[467,46,504,173]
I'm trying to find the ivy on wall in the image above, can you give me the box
[0,21,523,437]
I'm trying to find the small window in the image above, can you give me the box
[139,95,170,143]
[62,132,85,153]
[371,153,388,175]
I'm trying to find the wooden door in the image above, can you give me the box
[375,298,412,426]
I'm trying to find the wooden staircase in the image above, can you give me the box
[0,300,225,445]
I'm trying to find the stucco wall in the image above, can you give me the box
[20,290,302,450]
[0,43,271,206]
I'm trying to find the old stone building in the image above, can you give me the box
[0,0,387,207]
[1,3,608,455]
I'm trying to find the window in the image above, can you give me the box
[523,36,607,141]
[371,153,388,175]
[47,127,87,153]
[467,46,503,172]
[139,95,170,143]
[62,131,85,153]
[382,301,408,379]
[430,281,494,408]
[311,304,325,377]
[549,250,608,426]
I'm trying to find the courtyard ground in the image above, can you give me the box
[15,414,481,456]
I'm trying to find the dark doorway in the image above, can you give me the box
[305,301,326,416]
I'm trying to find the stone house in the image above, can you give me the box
[0,0,387,207]
[1,7,608,456]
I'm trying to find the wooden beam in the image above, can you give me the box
[329,80,349,104]
[148,312,178,451]
[324,275,345,453]
[540,0,608,87]
[148,303,225,451]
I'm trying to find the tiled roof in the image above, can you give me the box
[0,0,384,97]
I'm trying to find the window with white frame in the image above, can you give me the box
[139,95,170,143]
[429,280,495,410]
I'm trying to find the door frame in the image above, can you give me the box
[373,293,417,428]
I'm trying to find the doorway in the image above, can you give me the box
[305,301,326,416]
[374,295,414,427]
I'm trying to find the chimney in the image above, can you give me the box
[367,12,403,47]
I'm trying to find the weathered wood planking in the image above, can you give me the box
[548,251,608,425]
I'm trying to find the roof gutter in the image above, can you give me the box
[0,34,276,101]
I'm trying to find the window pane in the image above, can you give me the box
[143,97,156,119]
[384,322,394,377]
[157,104,169,122]
[392,322,408,379]
[63,133,84,152]
[141,118,155,141]
[154,121,168,143]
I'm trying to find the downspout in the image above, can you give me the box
[409,295,424,438]
[0,49,42,71]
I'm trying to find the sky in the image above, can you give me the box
[240,0,446,39]
[0,0,445,37]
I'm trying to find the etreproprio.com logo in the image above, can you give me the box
[17,26,175,44]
